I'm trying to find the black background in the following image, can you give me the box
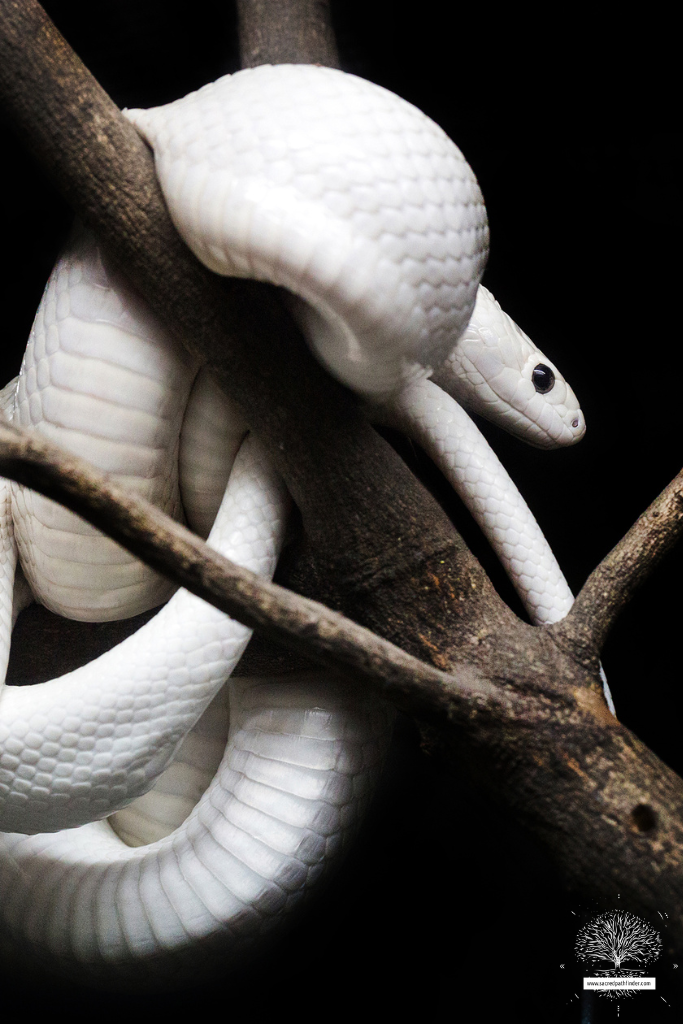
[0,2,680,1020]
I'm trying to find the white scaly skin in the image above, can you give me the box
[1,341,393,981]
[0,674,391,987]
[0,433,293,834]
[0,440,391,981]
[435,284,585,450]
[380,379,575,626]
[9,227,198,621]
[0,64,601,982]
[123,64,489,399]
[178,366,249,539]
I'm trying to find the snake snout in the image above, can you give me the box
[565,405,586,446]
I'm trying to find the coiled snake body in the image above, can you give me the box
[0,65,590,985]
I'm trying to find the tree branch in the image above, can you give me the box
[559,468,683,655]
[236,0,340,68]
[0,412,496,722]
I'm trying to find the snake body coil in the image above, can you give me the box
[0,65,588,985]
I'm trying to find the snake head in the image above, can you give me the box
[433,285,586,449]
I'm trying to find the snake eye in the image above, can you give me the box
[532,363,555,394]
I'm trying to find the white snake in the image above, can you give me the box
[0,65,597,986]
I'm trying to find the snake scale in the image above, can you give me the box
[0,64,595,986]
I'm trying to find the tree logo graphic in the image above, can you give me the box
[575,910,662,999]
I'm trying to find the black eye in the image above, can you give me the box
[532,363,555,394]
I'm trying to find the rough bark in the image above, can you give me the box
[561,469,683,656]
[237,0,340,68]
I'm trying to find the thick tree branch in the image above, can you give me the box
[559,468,683,655]
[236,0,340,68]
